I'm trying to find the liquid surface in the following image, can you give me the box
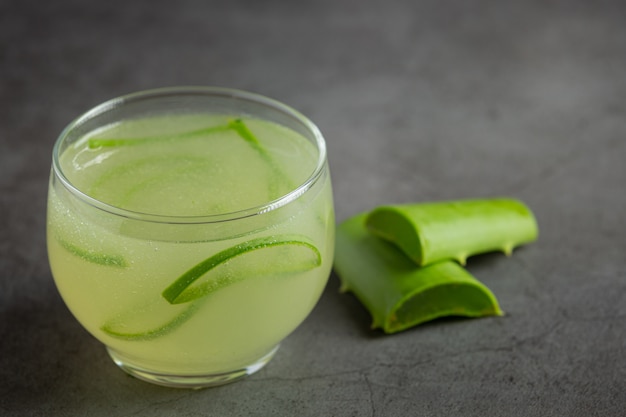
[61,115,318,216]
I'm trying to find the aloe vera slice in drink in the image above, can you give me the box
[335,214,502,334]
[101,235,321,340]
[365,198,538,266]
[88,118,295,204]
[87,124,232,148]
[55,235,127,267]
[228,118,296,196]
[87,154,216,210]
[101,301,202,342]
[162,235,322,304]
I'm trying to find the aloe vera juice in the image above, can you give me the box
[47,115,334,376]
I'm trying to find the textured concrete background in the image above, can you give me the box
[1,0,625,415]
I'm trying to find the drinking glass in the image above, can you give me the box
[47,87,334,388]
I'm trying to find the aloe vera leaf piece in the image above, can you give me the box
[162,235,322,305]
[102,235,322,341]
[56,235,127,267]
[228,118,261,147]
[335,214,503,334]
[101,300,203,341]
[87,154,212,205]
[87,124,231,148]
[365,198,538,267]
[228,118,296,197]
[87,117,294,200]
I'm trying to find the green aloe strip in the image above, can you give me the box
[88,117,294,202]
[101,301,202,342]
[365,198,538,266]
[102,235,321,340]
[87,124,232,148]
[227,118,296,195]
[335,214,503,334]
[56,236,127,267]
[162,235,322,305]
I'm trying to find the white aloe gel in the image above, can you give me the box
[47,114,334,383]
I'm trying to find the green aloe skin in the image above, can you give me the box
[99,235,321,341]
[55,236,127,268]
[88,118,294,205]
[335,213,503,334]
[365,198,538,266]
[161,236,322,305]
[335,198,538,333]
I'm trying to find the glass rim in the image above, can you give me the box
[51,86,328,225]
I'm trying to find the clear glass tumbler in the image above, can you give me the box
[47,87,334,388]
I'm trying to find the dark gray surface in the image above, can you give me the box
[1,0,625,415]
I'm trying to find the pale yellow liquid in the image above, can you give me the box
[47,115,334,375]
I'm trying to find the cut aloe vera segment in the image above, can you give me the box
[87,124,231,148]
[335,214,502,334]
[87,118,256,150]
[56,235,127,267]
[101,300,202,341]
[162,235,322,305]
[228,118,261,147]
[365,198,538,266]
[229,118,295,197]
[102,235,322,341]
[87,118,294,204]
[88,154,215,210]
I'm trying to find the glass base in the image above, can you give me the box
[106,345,280,389]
